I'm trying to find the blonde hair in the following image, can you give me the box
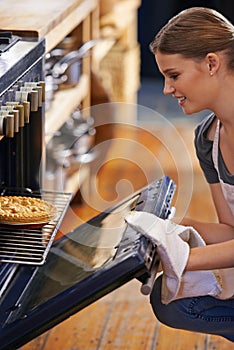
[150,7,234,70]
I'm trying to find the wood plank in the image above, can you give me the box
[207,335,234,350]
[38,301,112,349]
[98,280,158,350]
[43,0,98,53]
[155,326,207,350]
[45,74,89,143]
[0,0,98,53]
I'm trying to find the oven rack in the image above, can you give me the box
[0,190,72,265]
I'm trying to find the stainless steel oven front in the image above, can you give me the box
[0,34,72,316]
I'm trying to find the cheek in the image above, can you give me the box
[183,72,208,95]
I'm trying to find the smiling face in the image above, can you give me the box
[155,51,215,115]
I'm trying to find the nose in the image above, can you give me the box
[163,80,175,95]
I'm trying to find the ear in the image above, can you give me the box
[205,53,220,76]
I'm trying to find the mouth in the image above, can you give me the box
[174,96,186,106]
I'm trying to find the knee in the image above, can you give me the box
[150,276,167,323]
[150,276,178,328]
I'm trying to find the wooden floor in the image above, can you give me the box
[21,122,234,350]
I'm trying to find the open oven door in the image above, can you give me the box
[0,175,176,350]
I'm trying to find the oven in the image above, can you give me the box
[0,33,72,265]
[0,33,176,350]
[0,33,45,191]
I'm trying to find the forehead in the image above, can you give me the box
[155,52,199,74]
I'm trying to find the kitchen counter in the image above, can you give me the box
[0,0,98,52]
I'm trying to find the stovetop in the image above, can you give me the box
[0,34,45,99]
[0,32,20,54]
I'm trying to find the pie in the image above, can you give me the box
[0,196,57,225]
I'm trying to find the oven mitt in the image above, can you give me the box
[125,211,222,304]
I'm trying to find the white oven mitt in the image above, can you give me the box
[125,211,222,304]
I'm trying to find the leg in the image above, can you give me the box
[150,275,234,342]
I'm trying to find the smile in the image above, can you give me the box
[177,96,186,106]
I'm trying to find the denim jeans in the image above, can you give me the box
[150,275,234,342]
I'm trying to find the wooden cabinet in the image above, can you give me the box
[0,0,99,195]
[0,0,99,53]
[0,0,141,195]
[0,0,99,137]
[96,0,141,105]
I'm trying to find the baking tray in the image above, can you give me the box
[0,190,72,265]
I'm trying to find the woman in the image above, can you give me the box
[127,7,234,342]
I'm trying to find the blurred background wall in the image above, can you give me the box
[138,1,234,78]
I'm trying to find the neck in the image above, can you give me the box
[210,72,234,127]
[215,106,234,129]
[211,95,234,129]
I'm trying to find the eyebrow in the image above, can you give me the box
[162,68,177,75]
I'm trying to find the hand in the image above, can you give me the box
[125,211,189,279]
[125,211,222,304]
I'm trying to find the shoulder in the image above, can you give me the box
[194,113,216,155]
[194,113,217,142]
[194,113,219,184]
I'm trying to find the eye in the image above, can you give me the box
[169,74,179,80]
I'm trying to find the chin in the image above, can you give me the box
[182,109,194,115]
[182,106,203,115]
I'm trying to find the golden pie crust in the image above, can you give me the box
[0,196,57,225]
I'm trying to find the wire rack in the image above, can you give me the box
[0,190,72,265]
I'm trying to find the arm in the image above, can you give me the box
[182,182,234,270]
[181,218,234,244]
[186,239,234,271]
[180,183,234,244]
